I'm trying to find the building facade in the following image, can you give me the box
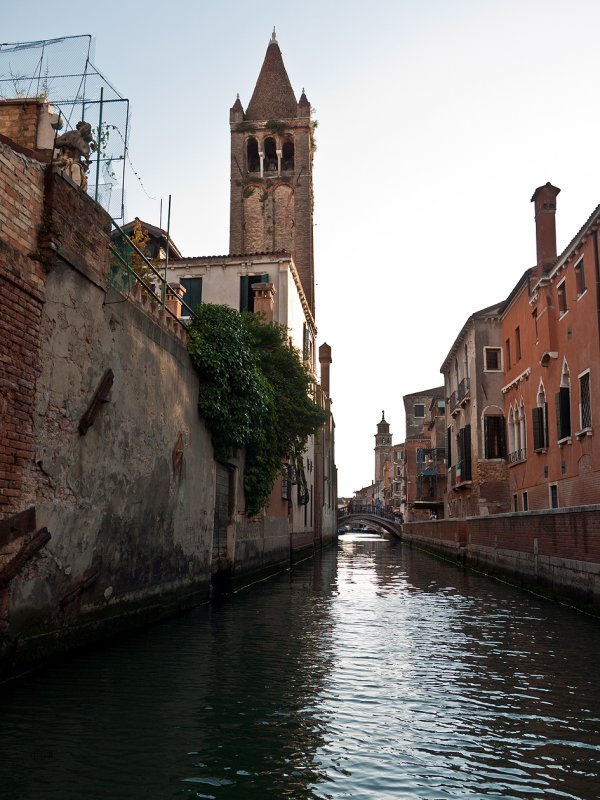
[441,304,511,518]
[501,184,600,510]
[402,387,444,520]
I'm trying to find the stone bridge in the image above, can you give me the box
[338,512,402,539]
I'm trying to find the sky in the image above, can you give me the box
[3,0,600,496]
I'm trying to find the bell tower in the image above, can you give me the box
[375,411,392,483]
[229,31,315,314]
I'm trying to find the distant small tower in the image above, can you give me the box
[229,31,315,313]
[375,411,392,483]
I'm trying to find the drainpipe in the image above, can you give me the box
[594,229,600,348]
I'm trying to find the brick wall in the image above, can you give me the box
[0,140,45,261]
[0,243,44,519]
[43,168,111,286]
[0,141,47,520]
[0,100,41,152]
[403,506,600,610]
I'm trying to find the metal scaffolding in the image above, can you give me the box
[0,34,129,219]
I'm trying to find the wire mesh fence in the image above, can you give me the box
[0,34,129,219]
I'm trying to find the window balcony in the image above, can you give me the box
[507,448,527,465]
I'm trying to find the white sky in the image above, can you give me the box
[4,1,600,496]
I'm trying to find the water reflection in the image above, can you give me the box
[1,540,600,799]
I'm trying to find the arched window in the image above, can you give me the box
[533,382,549,451]
[282,138,294,171]
[508,406,515,456]
[514,402,522,455]
[519,400,526,457]
[246,137,259,173]
[557,360,572,440]
[264,136,277,172]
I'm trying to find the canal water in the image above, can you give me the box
[2,534,600,799]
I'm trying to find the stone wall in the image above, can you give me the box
[403,506,600,612]
[0,151,219,678]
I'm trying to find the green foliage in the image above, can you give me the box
[187,305,328,515]
[266,119,286,137]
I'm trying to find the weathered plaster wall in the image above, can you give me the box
[4,252,216,672]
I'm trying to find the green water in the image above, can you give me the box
[1,536,600,799]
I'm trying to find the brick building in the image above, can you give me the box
[229,31,315,315]
[441,303,511,518]
[402,387,444,520]
[501,184,600,510]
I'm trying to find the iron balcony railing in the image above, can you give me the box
[507,448,527,464]
[458,376,470,403]
[450,377,471,413]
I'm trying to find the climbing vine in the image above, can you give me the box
[187,305,328,515]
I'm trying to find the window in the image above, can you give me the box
[550,483,559,509]
[282,138,294,171]
[532,308,538,340]
[264,136,277,172]
[513,494,518,512]
[180,277,202,318]
[457,424,472,481]
[575,258,586,296]
[484,415,506,459]
[240,274,269,312]
[484,347,502,371]
[532,397,549,451]
[522,491,529,511]
[505,338,511,370]
[246,137,260,172]
[507,406,515,456]
[557,280,568,316]
[446,426,452,466]
[556,362,571,441]
[414,404,425,418]
[579,370,591,430]
[515,327,521,361]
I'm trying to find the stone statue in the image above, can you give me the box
[53,121,96,190]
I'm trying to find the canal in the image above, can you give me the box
[2,534,600,799]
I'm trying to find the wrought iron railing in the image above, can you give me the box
[507,448,527,464]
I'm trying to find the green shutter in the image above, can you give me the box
[532,407,542,451]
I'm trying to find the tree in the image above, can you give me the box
[187,305,328,515]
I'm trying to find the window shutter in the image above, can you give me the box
[446,426,452,466]
[463,424,472,480]
[543,402,549,448]
[532,407,542,451]
[557,387,571,439]
[483,416,489,459]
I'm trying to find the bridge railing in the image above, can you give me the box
[339,506,398,522]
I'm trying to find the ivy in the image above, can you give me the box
[187,305,328,515]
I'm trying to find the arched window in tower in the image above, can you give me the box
[246,137,260,173]
[264,136,277,172]
[282,137,294,172]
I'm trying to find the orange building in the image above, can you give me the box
[501,184,600,510]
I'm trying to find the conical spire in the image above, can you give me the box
[245,34,298,120]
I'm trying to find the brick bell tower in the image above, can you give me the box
[229,30,315,314]
[375,411,392,484]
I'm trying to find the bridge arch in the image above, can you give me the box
[338,513,402,538]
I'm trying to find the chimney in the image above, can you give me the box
[251,281,276,321]
[319,342,332,398]
[531,182,560,269]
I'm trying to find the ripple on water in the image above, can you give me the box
[1,544,600,799]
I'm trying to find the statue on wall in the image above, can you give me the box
[53,121,96,190]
